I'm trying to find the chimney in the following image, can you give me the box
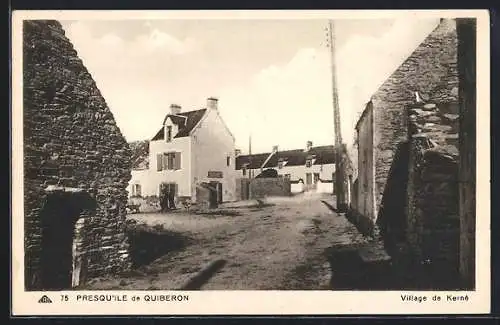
[235,149,241,157]
[170,104,181,115]
[207,97,218,110]
[305,141,313,151]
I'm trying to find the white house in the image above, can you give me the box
[128,97,237,203]
[235,141,336,194]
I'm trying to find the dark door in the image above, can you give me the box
[39,195,77,290]
[306,173,312,187]
[208,182,218,208]
[216,183,223,203]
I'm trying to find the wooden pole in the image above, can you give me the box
[248,133,253,179]
[327,20,348,212]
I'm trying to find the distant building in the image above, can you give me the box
[235,142,336,193]
[128,97,237,203]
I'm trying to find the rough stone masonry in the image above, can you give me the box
[23,20,132,290]
[353,18,459,234]
[372,18,459,218]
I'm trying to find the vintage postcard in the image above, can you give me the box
[11,9,490,315]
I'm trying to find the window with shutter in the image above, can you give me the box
[166,126,172,142]
[156,154,163,171]
[175,152,181,170]
[162,153,169,170]
[134,184,142,196]
[167,153,174,170]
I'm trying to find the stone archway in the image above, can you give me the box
[38,188,95,290]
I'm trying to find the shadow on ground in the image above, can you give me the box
[179,259,227,290]
[320,200,339,213]
[126,222,193,268]
[325,246,463,290]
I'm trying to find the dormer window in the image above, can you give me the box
[277,158,288,169]
[166,125,172,142]
[305,155,316,168]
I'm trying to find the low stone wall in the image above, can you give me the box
[249,178,291,199]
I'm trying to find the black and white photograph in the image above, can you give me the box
[11,10,489,315]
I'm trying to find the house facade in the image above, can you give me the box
[128,98,237,203]
[235,142,336,193]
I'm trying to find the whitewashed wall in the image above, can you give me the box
[191,108,237,202]
[316,180,334,193]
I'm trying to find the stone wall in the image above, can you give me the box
[23,20,132,290]
[371,18,459,223]
[249,178,291,199]
[235,178,250,201]
[456,18,477,289]
[376,140,410,256]
[406,101,460,272]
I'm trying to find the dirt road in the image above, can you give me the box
[84,193,369,290]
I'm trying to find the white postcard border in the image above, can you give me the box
[11,9,491,316]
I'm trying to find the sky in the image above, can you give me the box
[60,17,440,154]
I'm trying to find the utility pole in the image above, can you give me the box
[326,20,348,212]
[248,133,253,179]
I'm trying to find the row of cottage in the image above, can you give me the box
[127,98,337,203]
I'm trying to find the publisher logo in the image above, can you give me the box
[38,295,52,303]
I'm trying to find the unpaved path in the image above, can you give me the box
[84,193,368,290]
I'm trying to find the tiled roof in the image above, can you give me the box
[151,109,207,141]
[235,145,336,170]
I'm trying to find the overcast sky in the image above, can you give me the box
[60,17,439,153]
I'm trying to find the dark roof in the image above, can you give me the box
[235,145,336,170]
[151,109,207,141]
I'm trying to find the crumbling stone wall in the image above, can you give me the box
[249,178,291,199]
[406,101,460,272]
[371,19,458,224]
[23,20,132,290]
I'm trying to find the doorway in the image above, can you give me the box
[38,191,95,290]
[209,181,223,204]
